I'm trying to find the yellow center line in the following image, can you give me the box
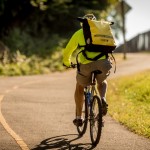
[0,95,30,150]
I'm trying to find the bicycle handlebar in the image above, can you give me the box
[110,22,114,25]
[63,63,77,69]
[70,63,77,68]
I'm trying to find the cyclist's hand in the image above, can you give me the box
[71,62,76,68]
[63,63,68,67]
[63,63,72,69]
[63,63,76,68]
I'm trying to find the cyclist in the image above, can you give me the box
[63,14,113,126]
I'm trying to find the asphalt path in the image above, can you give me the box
[0,53,150,150]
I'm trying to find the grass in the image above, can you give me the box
[107,70,150,138]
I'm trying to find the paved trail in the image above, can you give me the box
[0,53,150,150]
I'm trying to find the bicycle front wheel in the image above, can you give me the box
[90,95,103,146]
[77,97,88,136]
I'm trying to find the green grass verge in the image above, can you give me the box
[107,70,150,138]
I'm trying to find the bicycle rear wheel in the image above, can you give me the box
[77,96,88,136]
[90,95,103,146]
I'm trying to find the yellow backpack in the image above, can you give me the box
[77,17,117,72]
[78,17,116,55]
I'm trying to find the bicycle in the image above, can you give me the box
[69,64,104,146]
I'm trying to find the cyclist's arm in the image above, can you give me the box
[63,30,80,67]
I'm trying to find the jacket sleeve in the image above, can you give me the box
[63,30,79,67]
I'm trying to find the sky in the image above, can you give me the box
[118,0,150,44]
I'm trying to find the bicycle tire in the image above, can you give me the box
[77,95,88,136]
[90,95,103,146]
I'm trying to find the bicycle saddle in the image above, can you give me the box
[91,70,102,74]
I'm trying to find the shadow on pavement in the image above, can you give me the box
[31,134,96,150]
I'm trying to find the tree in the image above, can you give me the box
[0,0,119,57]
[0,0,119,37]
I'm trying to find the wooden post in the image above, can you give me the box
[121,0,127,59]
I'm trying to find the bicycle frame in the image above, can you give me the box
[73,67,103,146]
[81,71,103,146]
[84,72,99,118]
[85,72,98,103]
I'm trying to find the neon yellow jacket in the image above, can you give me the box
[63,28,106,67]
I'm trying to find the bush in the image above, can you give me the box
[0,26,67,76]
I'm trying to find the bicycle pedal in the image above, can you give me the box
[73,119,83,126]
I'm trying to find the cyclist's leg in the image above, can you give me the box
[97,81,108,115]
[95,59,112,98]
[74,63,92,125]
[75,82,88,135]
[97,80,107,98]
[74,82,84,117]
[94,59,112,115]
